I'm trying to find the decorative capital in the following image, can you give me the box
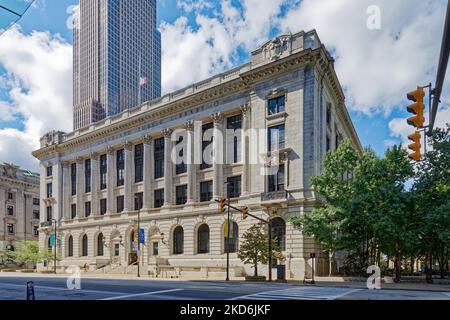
[61,161,70,168]
[106,146,115,155]
[162,128,173,138]
[185,120,195,132]
[123,141,133,151]
[240,104,251,117]
[143,134,153,145]
[90,152,99,161]
[76,157,84,164]
[211,112,223,124]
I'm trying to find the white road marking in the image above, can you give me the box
[230,287,363,300]
[99,288,184,300]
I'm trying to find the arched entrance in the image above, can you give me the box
[129,229,138,265]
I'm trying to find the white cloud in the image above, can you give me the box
[161,0,286,93]
[389,105,450,147]
[278,0,447,115]
[0,26,72,171]
[177,0,213,13]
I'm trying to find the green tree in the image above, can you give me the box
[0,248,15,266]
[238,222,284,277]
[12,241,42,267]
[413,125,450,282]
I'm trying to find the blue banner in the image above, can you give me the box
[139,228,145,244]
[49,233,55,247]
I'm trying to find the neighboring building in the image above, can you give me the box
[33,30,362,279]
[0,163,40,254]
[73,0,161,130]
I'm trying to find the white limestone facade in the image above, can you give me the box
[33,30,362,280]
[0,163,40,253]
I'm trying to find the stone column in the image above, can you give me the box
[124,141,133,212]
[90,152,99,216]
[142,135,152,210]
[186,120,196,204]
[241,104,251,195]
[162,128,173,207]
[212,112,224,199]
[106,146,115,214]
[76,157,84,218]
[62,161,71,220]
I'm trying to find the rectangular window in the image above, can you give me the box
[201,123,214,170]
[33,198,39,205]
[71,163,77,195]
[71,204,76,219]
[46,206,52,221]
[176,185,187,205]
[227,176,242,199]
[46,183,53,198]
[114,244,120,256]
[46,166,53,177]
[85,159,91,193]
[154,137,164,179]
[100,199,107,216]
[134,192,143,210]
[268,124,286,152]
[154,189,164,208]
[152,242,159,256]
[7,192,14,200]
[326,103,332,125]
[116,149,125,186]
[134,144,144,183]
[33,210,40,220]
[33,226,39,237]
[268,164,285,192]
[175,136,187,175]
[7,224,14,235]
[100,154,107,190]
[85,201,91,218]
[268,95,285,115]
[200,181,213,202]
[116,196,124,213]
[7,206,13,216]
[227,115,242,164]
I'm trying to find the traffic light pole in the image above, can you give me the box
[137,208,140,278]
[215,199,274,282]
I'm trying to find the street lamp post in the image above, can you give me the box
[224,181,230,282]
[52,219,57,274]
[137,207,141,278]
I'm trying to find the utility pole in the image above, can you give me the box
[53,219,57,274]
[226,197,230,281]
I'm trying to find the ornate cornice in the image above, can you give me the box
[32,45,357,159]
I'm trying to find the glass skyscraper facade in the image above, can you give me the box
[73,0,161,130]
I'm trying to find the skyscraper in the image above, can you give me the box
[73,0,161,130]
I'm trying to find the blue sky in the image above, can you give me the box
[0,0,449,170]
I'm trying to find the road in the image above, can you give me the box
[0,275,449,300]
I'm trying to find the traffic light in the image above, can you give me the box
[219,198,226,213]
[242,207,248,220]
[408,131,422,162]
[406,86,425,129]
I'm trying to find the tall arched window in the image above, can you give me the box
[197,224,210,254]
[97,233,104,256]
[173,226,184,255]
[81,234,88,257]
[68,236,73,257]
[224,221,239,253]
[271,218,286,251]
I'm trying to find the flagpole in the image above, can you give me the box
[138,53,141,106]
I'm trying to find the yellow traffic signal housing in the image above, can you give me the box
[219,198,226,213]
[406,87,426,128]
[408,131,422,162]
[242,207,248,220]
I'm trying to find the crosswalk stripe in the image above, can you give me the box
[231,287,362,300]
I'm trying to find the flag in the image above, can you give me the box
[139,228,145,244]
[139,76,148,86]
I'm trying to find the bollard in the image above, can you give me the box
[26,281,35,300]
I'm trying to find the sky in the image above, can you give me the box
[0,0,449,171]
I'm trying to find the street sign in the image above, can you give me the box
[139,228,145,244]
